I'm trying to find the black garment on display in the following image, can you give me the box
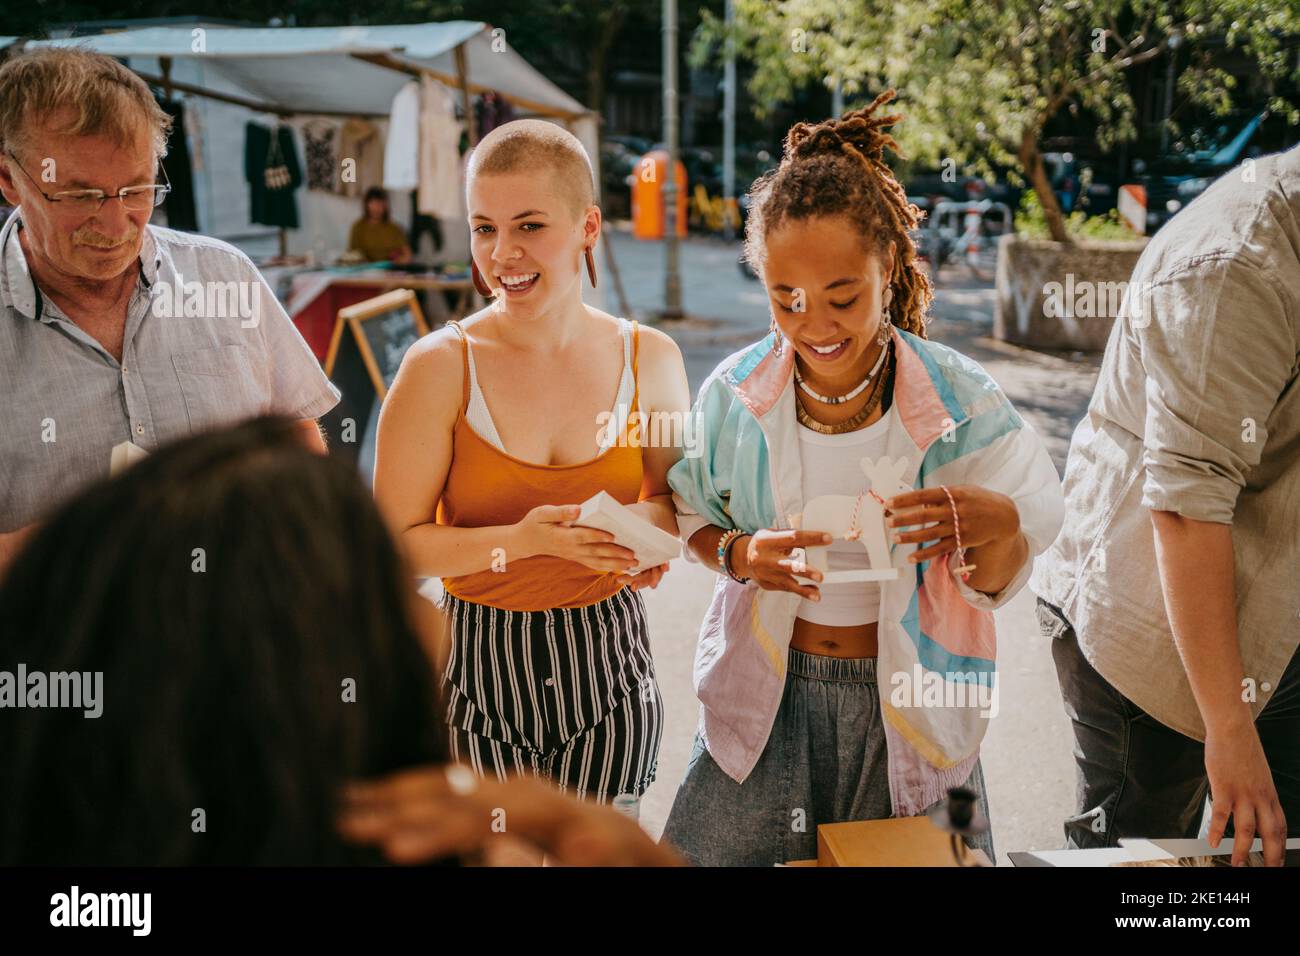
[244,121,303,229]
[475,91,517,137]
[302,121,338,192]
[408,190,442,255]
[157,97,198,232]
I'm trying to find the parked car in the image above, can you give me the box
[599,141,639,218]
[1135,110,1295,233]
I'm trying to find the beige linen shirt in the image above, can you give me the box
[1032,147,1300,740]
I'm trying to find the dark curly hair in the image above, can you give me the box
[0,417,445,865]
[743,89,933,338]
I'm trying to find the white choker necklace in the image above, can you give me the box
[794,341,889,405]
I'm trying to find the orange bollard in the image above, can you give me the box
[632,150,688,240]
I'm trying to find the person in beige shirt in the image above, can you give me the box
[1032,145,1300,866]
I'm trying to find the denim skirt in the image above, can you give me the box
[660,647,995,866]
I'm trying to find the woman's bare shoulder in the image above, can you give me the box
[586,307,682,362]
[388,323,465,408]
[635,323,684,365]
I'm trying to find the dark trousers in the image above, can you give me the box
[1038,598,1300,848]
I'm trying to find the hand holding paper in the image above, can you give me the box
[575,491,681,575]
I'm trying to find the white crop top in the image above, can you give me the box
[795,405,894,627]
[462,317,638,455]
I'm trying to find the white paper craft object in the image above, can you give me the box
[576,491,682,575]
[109,440,149,477]
[792,456,910,583]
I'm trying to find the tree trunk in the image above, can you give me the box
[1020,131,1070,244]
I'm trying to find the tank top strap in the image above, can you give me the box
[446,320,470,412]
[629,319,641,411]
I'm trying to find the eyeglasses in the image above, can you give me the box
[5,152,171,213]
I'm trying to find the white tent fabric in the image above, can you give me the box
[21,23,587,119]
[5,24,609,309]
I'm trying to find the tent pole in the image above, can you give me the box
[600,228,631,320]
[453,44,478,146]
[132,71,375,119]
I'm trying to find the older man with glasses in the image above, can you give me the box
[0,48,340,572]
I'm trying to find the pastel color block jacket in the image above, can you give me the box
[669,326,1065,816]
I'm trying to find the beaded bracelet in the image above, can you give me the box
[717,528,751,584]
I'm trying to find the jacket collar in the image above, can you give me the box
[726,325,970,451]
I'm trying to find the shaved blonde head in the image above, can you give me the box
[466,118,596,216]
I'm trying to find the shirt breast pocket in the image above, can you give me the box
[172,343,271,434]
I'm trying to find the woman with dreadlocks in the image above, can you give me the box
[659,91,1064,866]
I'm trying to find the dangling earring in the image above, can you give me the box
[471,260,493,298]
[770,316,784,354]
[585,247,598,288]
[878,289,894,346]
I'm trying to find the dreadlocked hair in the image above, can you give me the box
[743,88,932,338]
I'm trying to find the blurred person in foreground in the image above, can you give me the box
[0,417,679,866]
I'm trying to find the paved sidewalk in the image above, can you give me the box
[612,229,1103,864]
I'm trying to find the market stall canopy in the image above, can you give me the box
[18,22,587,119]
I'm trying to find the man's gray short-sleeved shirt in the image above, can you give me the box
[0,209,341,531]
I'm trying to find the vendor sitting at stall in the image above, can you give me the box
[348,187,412,264]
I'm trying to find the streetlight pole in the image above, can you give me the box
[661,0,684,318]
[722,0,736,242]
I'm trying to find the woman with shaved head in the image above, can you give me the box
[374,119,691,821]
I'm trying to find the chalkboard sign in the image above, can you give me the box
[321,289,430,470]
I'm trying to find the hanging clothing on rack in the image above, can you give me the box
[408,191,443,257]
[417,76,465,221]
[301,118,339,192]
[338,118,383,198]
[156,96,198,232]
[383,81,420,191]
[475,91,517,137]
[244,121,302,229]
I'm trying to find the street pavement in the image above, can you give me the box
[606,226,1104,864]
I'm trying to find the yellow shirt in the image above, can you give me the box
[348,219,408,262]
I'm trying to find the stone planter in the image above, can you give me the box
[993,233,1148,351]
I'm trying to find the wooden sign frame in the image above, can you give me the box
[323,288,430,400]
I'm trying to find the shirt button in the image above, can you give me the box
[544,678,555,687]
[136,424,144,435]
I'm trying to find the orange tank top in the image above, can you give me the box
[435,321,645,611]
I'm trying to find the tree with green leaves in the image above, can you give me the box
[693,0,1300,242]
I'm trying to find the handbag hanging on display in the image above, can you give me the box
[264,126,291,191]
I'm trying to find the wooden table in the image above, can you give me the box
[286,269,479,362]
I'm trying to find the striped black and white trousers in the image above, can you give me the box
[439,587,664,803]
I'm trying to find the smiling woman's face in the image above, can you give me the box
[763,215,894,379]
[467,168,597,320]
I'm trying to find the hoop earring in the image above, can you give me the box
[585,247,598,288]
[471,261,493,298]
[770,316,784,354]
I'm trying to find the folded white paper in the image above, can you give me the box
[575,491,681,575]
[109,440,149,476]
